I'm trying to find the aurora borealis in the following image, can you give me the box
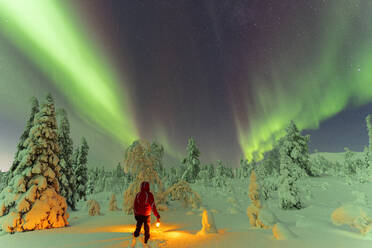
[0,0,138,145]
[1,0,372,170]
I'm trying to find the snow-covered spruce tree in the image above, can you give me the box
[151,142,165,177]
[0,93,69,233]
[197,164,214,186]
[238,158,252,179]
[212,160,232,187]
[363,115,372,177]
[367,115,372,152]
[262,139,282,175]
[280,121,311,176]
[181,138,201,183]
[205,163,215,179]
[176,164,186,180]
[307,154,324,177]
[108,163,127,193]
[344,148,370,184]
[122,140,165,214]
[74,137,89,201]
[7,97,39,184]
[56,108,77,210]
[278,155,305,209]
[278,121,308,209]
[0,170,7,193]
[94,167,106,193]
[254,158,279,200]
[86,167,99,195]
[165,166,178,187]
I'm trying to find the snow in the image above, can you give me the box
[2,155,372,247]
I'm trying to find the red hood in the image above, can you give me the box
[140,181,150,192]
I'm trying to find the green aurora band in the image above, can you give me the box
[235,0,372,161]
[0,0,138,145]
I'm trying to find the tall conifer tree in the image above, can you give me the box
[57,108,77,210]
[7,97,39,182]
[181,138,201,183]
[74,137,89,201]
[0,93,69,232]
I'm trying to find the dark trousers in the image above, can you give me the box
[133,215,151,243]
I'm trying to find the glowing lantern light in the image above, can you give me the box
[156,221,160,228]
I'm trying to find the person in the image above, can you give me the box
[132,181,160,245]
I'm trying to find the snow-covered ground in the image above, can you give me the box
[1,171,372,248]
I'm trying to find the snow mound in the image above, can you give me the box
[87,200,101,216]
[331,204,372,235]
[197,209,218,234]
[109,194,118,211]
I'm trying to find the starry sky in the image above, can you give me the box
[0,0,372,171]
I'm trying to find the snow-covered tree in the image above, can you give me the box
[344,148,370,184]
[237,158,252,179]
[197,164,214,186]
[57,108,77,210]
[0,94,69,233]
[176,164,186,179]
[278,121,308,209]
[247,171,262,227]
[205,164,215,179]
[95,167,107,193]
[262,140,282,175]
[87,200,100,216]
[109,163,127,193]
[74,137,89,201]
[164,166,179,187]
[280,121,311,176]
[367,115,372,152]
[278,156,305,209]
[122,140,165,214]
[86,167,99,195]
[7,97,39,183]
[212,160,227,187]
[150,142,165,177]
[212,160,233,187]
[248,171,261,209]
[181,138,201,183]
[160,180,201,209]
[260,171,279,200]
[109,194,119,211]
[0,170,7,193]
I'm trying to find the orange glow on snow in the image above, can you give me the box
[71,223,224,247]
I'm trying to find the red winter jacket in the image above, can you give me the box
[133,182,160,218]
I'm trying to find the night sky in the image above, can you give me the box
[0,0,372,171]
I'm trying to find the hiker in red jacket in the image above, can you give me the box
[133,181,160,245]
